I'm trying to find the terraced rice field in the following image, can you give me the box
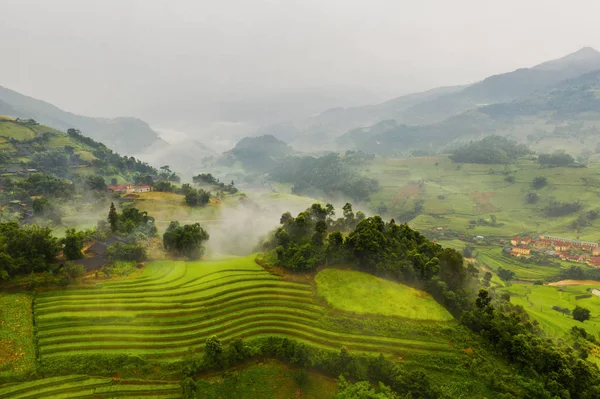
[0,375,180,399]
[34,256,451,360]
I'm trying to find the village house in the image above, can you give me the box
[134,185,153,193]
[510,246,531,257]
[587,257,600,267]
[107,183,134,193]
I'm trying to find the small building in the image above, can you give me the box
[134,185,153,193]
[511,246,531,256]
[107,183,134,193]
[587,257,600,267]
[511,237,520,246]
[521,238,532,246]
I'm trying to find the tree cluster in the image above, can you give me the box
[107,203,157,237]
[163,221,210,259]
[0,222,60,279]
[538,151,575,166]
[270,153,380,202]
[192,173,238,194]
[449,136,532,164]
[461,290,600,398]
[266,203,469,315]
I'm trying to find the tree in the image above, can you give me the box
[108,202,118,232]
[497,267,515,283]
[482,271,492,287]
[184,191,199,207]
[526,192,539,204]
[532,176,548,189]
[63,229,84,260]
[573,306,591,322]
[163,222,210,259]
[86,175,107,191]
[205,335,223,365]
[110,178,118,186]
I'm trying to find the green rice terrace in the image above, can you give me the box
[33,256,454,360]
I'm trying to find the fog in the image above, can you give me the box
[2,0,600,134]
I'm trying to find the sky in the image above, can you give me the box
[1,0,600,125]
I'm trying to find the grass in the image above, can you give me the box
[195,359,337,399]
[33,256,456,361]
[0,375,181,399]
[0,294,35,378]
[501,283,600,341]
[364,156,600,239]
[476,247,561,282]
[0,121,35,140]
[315,269,453,321]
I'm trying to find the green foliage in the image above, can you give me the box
[544,200,582,217]
[573,306,591,322]
[221,134,293,171]
[62,228,84,260]
[105,242,147,262]
[61,262,85,279]
[336,376,397,399]
[526,192,540,204]
[205,335,223,366]
[449,136,531,164]
[153,180,176,192]
[85,174,107,191]
[538,151,575,166]
[497,266,515,282]
[531,176,548,189]
[0,222,60,279]
[461,291,600,398]
[184,188,211,207]
[107,202,118,232]
[192,173,238,194]
[163,221,210,259]
[270,153,380,202]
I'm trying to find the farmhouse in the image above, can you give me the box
[134,185,153,193]
[510,246,531,256]
[107,183,134,193]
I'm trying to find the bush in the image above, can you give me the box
[532,177,548,189]
[573,306,591,322]
[106,243,147,262]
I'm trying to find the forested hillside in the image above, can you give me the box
[0,86,163,153]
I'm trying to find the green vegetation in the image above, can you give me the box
[0,374,181,398]
[0,293,35,378]
[163,221,210,259]
[501,283,600,340]
[270,152,379,202]
[362,156,600,240]
[193,359,337,398]
[449,136,532,164]
[315,269,453,321]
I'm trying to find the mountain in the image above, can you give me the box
[0,85,163,154]
[340,68,600,156]
[398,47,600,126]
[261,47,600,152]
[220,135,294,172]
[257,84,468,151]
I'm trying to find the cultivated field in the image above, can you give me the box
[195,359,337,398]
[315,269,453,320]
[33,256,454,361]
[501,283,600,341]
[0,375,181,399]
[364,156,600,240]
[0,294,35,378]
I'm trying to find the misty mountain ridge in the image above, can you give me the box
[0,85,164,154]
[259,47,600,152]
[339,64,600,157]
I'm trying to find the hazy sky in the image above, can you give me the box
[1,0,600,122]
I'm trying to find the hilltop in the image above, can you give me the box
[0,85,164,154]
[257,47,600,155]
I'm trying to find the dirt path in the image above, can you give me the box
[547,280,600,286]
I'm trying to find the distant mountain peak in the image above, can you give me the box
[533,47,600,71]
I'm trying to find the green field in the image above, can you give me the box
[476,247,562,282]
[315,269,453,321]
[0,375,181,399]
[364,156,600,240]
[501,283,600,342]
[0,294,35,378]
[33,256,454,361]
[195,359,337,399]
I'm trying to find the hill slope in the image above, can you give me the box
[0,85,163,154]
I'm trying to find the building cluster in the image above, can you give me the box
[107,183,153,193]
[506,235,600,266]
